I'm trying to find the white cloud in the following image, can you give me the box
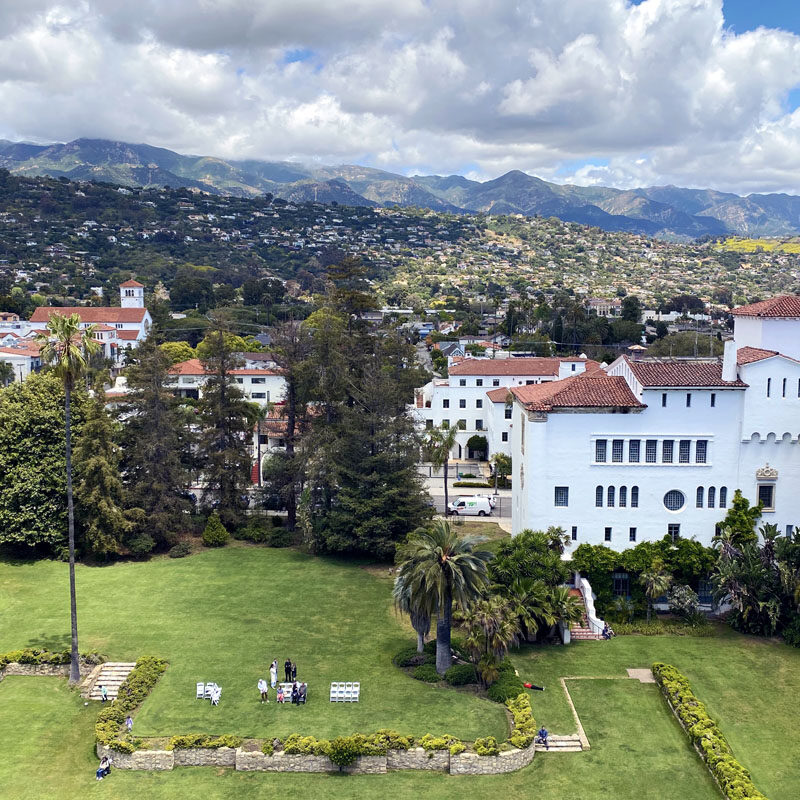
[0,0,799,193]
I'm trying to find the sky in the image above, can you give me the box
[1,1,800,194]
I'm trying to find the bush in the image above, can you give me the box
[652,663,767,800]
[449,741,466,755]
[782,614,800,647]
[452,481,492,488]
[234,517,270,543]
[167,733,242,750]
[202,512,229,547]
[613,618,713,636]
[369,729,414,751]
[506,693,536,749]
[283,734,331,756]
[328,736,361,768]
[262,740,276,756]
[393,646,429,668]
[487,671,524,703]
[412,664,441,683]
[268,526,294,547]
[168,542,192,558]
[474,736,500,756]
[444,663,478,686]
[419,733,460,751]
[127,533,155,557]
[0,648,70,667]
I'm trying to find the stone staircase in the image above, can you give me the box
[86,662,137,701]
[535,734,583,753]
[569,588,603,641]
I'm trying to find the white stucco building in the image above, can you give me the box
[412,356,599,458]
[168,358,286,408]
[511,295,800,550]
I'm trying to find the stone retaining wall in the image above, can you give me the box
[0,662,93,681]
[97,743,533,775]
[386,747,450,771]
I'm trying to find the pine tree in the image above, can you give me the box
[74,378,131,558]
[196,324,255,528]
[122,332,192,552]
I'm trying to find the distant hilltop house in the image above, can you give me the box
[510,294,800,550]
[586,298,622,317]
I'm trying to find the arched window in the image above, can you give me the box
[719,487,727,508]
[708,487,716,508]
[619,486,627,507]
[595,486,603,507]
[696,487,704,508]
[631,486,639,508]
[607,486,615,507]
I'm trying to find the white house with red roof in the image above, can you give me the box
[412,355,599,458]
[167,358,286,408]
[511,295,800,550]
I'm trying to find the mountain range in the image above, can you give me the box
[2,138,800,239]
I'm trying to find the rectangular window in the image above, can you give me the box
[679,440,690,463]
[607,486,615,507]
[475,419,483,430]
[554,487,569,507]
[425,419,433,429]
[251,377,266,384]
[235,377,244,384]
[708,487,716,508]
[719,487,727,508]
[571,526,578,541]
[696,487,704,508]
[459,379,466,387]
[595,486,603,507]
[612,439,624,463]
[459,399,466,408]
[767,378,771,397]
[631,486,639,507]
[476,399,482,408]
[662,440,674,463]
[710,392,716,407]
[629,527,637,542]
[251,392,266,399]
[476,379,483,387]
[441,420,449,428]
[661,393,667,407]
[595,439,607,462]
[493,379,500,387]
[442,399,450,408]
[526,379,535,385]
[668,523,681,542]
[629,440,640,463]
[604,527,612,543]
[504,407,512,419]
[619,486,627,507]
[645,440,657,463]
[695,440,707,464]
[782,378,786,397]
[786,525,794,537]
[612,571,628,595]
[758,484,775,511]
[457,419,466,430]
[501,432,508,442]
[686,393,692,407]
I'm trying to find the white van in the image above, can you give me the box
[447,496,493,516]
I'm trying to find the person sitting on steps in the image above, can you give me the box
[536,725,549,750]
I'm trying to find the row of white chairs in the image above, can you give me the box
[329,681,360,702]
[196,682,222,705]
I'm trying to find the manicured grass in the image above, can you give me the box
[511,629,800,800]
[0,673,716,800]
[0,547,507,741]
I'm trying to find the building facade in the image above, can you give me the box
[511,295,800,550]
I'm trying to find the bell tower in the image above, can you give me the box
[120,279,144,309]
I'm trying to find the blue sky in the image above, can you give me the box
[722,0,800,36]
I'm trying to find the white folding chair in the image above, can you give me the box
[352,682,360,702]
[211,687,221,706]
[329,683,337,702]
[204,682,216,700]
[196,682,205,699]
[336,683,347,701]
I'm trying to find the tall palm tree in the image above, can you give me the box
[36,313,99,684]
[396,520,492,674]
[393,574,432,653]
[424,424,459,515]
[639,566,672,623]
[458,595,522,685]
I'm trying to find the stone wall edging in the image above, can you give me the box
[98,742,534,775]
[0,661,95,682]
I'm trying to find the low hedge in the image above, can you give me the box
[487,659,525,703]
[412,664,441,683]
[0,648,106,670]
[280,730,415,759]
[95,656,168,753]
[419,733,461,752]
[444,663,478,686]
[652,663,767,800]
[474,736,500,756]
[392,646,430,668]
[167,733,243,750]
[614,619,713,637]
[452,481,492,488]
[506,693,536,749]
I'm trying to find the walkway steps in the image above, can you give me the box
[536,734,583,753]
[87,662,137,701]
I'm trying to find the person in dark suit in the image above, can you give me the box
[291,682,300,704]
[284,658,292,683]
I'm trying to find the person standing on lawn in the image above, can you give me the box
[258,678,269,703]
[284,658,292,683]
[269,661,278,689]
[291,661,297,682]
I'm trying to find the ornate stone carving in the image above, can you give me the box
[756,464,778,480]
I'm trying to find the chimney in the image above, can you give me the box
[722,340,737,382]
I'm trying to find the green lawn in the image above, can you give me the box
[1,546,798,799]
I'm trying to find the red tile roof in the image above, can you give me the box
[30,307,147,323]
[448,357,598,376]
[117,330,140,340]
[120,279,144,288]
[512,372,644,412]
[736,346,779,365]
[169,358,280,377]
[732,295,800,318]
[486,386,515,402]
[622,356,747,387]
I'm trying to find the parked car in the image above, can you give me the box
[447,496,493,517]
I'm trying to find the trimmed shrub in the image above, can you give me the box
[169,542,192,558]
[412,664,441,683]
[444,663,478,686]
[487,661,524,703]
[474,736,500,756]
[234,518,270,543]
[449,741,466,755]
[167,733,242,750]
[652,663,767,800]
[506,693,536,749]
[328,736,361,768]
[369,729,414,751]
[452,481,492,488]
[268,527,294,547]
[393,646,429,668]
[202,512,229,547]
[419,733,461,751]
[613,619,713,636]
[283,734,331,757]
